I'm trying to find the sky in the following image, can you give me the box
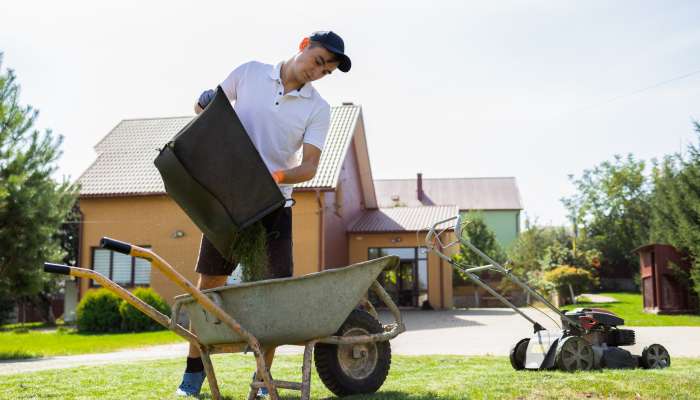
[2,0,699,226]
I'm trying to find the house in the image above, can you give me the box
[375,175,523,248]
[373,174,523,308]
[75,104,458,310]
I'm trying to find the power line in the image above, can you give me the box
[563,66,700,116]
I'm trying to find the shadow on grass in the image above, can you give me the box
[0,350,39,361]
[201,391,450,400]
[334,392,455,399]
[0,322,51,332]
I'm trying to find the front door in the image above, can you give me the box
[380,260,418,307]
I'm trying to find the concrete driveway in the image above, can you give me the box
[2,308,699,375]
[383,309,700,358]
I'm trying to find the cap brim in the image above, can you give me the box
[337,54,351,72]
[322,44,351,72]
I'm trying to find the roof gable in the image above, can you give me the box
[296,105,359,189]
[78,117,191,196]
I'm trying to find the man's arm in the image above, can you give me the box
[272,144,322,185]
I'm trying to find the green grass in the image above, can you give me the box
[0,328,182,360]
[2,355,699,399]
[561,292,700,327]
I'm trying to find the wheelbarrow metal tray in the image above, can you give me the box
[174,255,398,347]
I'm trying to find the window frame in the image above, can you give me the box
[89,245,152,288]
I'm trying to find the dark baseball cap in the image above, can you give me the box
[309,30,351,72]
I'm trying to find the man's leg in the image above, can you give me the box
[177,236,236,397]
[263,348,276,372]
[256,207,294,396]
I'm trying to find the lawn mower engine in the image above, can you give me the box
[510,308,671,372]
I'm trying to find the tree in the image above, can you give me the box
[452,212,506,284]
[0,53,78,323]
[650,122,700,297]
[562,154,651,280]
[58,203,81,267]
[507,219,600,290]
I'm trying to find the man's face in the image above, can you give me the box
[291,45,340,84]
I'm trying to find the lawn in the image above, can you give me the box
[0,325,182,360]
[2,355,698,399]
[560,292,700,327]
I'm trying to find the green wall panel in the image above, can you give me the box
[461,210,520,249]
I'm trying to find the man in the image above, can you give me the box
[176,31,351,398]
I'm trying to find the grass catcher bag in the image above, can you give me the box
[154,86,285,262]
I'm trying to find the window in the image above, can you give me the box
[91,246,152,287]
[368,246,429,307]
[368,247,417,260]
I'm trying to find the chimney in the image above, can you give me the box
[417,172,424,202]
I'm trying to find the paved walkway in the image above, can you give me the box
[577,293,619,303]
[2,309,699,375]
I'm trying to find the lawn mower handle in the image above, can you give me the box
[426,215,581,331]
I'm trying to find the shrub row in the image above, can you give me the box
[76,288,170,333]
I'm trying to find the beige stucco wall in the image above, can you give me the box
[290,191,322,276]
[79,193,321,304]
[348,232,454,309]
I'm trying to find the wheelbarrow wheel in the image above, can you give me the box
[314,309,391,396]
[509,338,530,370]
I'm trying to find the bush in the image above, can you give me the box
[543,265,599,304]
[119,288,170,332]
[76,289,123,333]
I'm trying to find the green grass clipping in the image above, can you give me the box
[229,221,269,282]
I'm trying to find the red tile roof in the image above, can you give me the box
[348,205,458,233]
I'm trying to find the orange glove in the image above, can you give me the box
[272,170,285,184]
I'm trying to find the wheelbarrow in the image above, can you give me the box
[44,237,405,399]
[426,215,670,371]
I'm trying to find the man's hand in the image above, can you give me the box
[194,89,215,114]
[272,170,285,184]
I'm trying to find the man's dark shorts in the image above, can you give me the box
[195,207,293,279]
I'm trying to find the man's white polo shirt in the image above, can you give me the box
[220,61,330,200]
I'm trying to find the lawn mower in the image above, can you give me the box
[426,215,671,372]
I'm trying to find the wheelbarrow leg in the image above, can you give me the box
[200,347,221,400]
[247,351,280,400]
[300,341,315,400]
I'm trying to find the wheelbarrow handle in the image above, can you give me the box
[100,237,132,254]
[44,262,72,275]
[42,261,202,343]
[95,237,271,368]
